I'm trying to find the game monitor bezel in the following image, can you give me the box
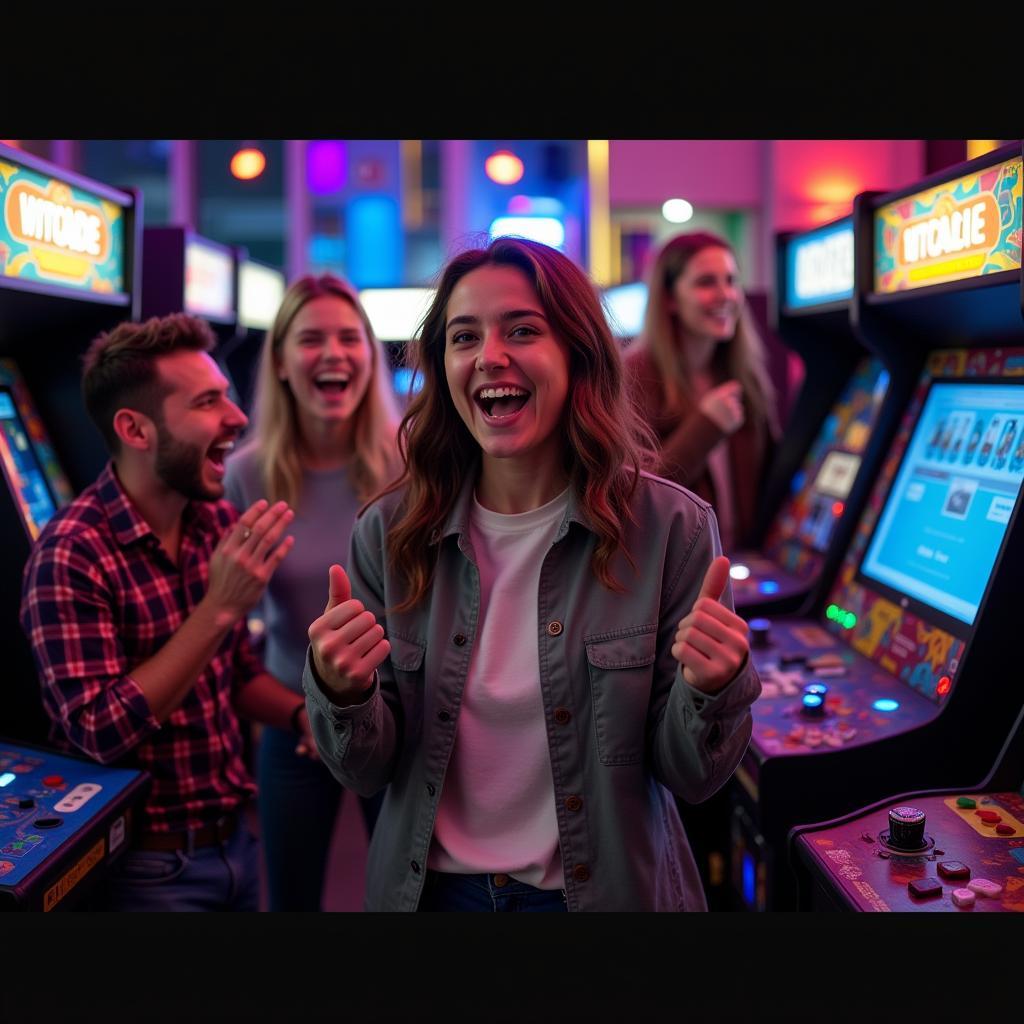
[854,374,1024,640]
[0,383,60,540]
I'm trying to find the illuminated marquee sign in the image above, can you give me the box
[184,240,234,321]
[784,219,854,309]
[0,157,127,295]
[875,157,1021,293]
[238,260,286,330]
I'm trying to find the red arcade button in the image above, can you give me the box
[42,775,64,788]
[977,810,1002,824]
[996,824,1015,836]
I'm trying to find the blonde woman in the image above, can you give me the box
[225,274,400,910]
[625,232,780,552]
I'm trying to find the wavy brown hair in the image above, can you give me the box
[634,231,780,438]
[384,237,658,612]
[238,274,401,508]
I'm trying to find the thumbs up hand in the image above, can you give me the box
[671,556,750,694]
[308,564,391,701]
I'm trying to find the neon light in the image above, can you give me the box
[826,604,839,620]
[872,699,900,713]
[758,580,780,595]
[230,147,266,181]
[832,501,844,516]
[393,367,424,397]
[742,852,756,907]
[346,196,402,287]
[662,198,694,224]
[359,287,435,342]
[307,141,347,194]
[0,772,15,787]
[507,195,564,216]
[485,150,524,185]
[729,564,751,581]
[936,676,952,696]
[489,216,565,250]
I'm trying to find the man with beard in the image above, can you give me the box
[20,313,313,911]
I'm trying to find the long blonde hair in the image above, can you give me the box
[240,273,401,507]
[635,232,779,437]
[382,237,658,612]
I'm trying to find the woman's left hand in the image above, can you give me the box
[671,556,750,694]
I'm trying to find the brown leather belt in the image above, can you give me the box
[135,813,239,853]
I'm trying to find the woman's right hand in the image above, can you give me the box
[308,564,391,701]
[698,380,745,435]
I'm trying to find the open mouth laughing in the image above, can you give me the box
[473,383,532,423]
[206,438,235,478]
[313,372,351,396]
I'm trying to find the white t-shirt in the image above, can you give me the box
[427,487,570,889]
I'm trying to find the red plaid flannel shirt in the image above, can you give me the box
[20,462,260,833]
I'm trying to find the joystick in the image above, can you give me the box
[886,806,926,850]
[749,618,772,648]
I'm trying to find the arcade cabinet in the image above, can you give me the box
[0,141,141,742]
[141,226,239,399]
[728,142,1024,911]
[730,218,890,617]
[0,742,150,911]
[790,702,1024,913]
[674,221,893,908]
[219,250,286,414]
[0,144,151,908]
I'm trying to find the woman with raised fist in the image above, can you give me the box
[624,231,780,552]
[303,238,760,911]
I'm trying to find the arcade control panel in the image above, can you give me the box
[792,790,1024,912]
[0,742,149,911]
[728,553,807,611]
[744,617,939,758]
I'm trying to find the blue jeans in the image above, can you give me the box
[418,871,568,912]
[257,725,383,911]
[100,821,260,912]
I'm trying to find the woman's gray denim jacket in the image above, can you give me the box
[303,469,761,911]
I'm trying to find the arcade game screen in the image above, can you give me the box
[797,451,863,552]
[860,379,1024,633]
[765,360,889,560]
[0,387,59,540]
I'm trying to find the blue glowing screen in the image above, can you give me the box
[861,380,1024,626]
